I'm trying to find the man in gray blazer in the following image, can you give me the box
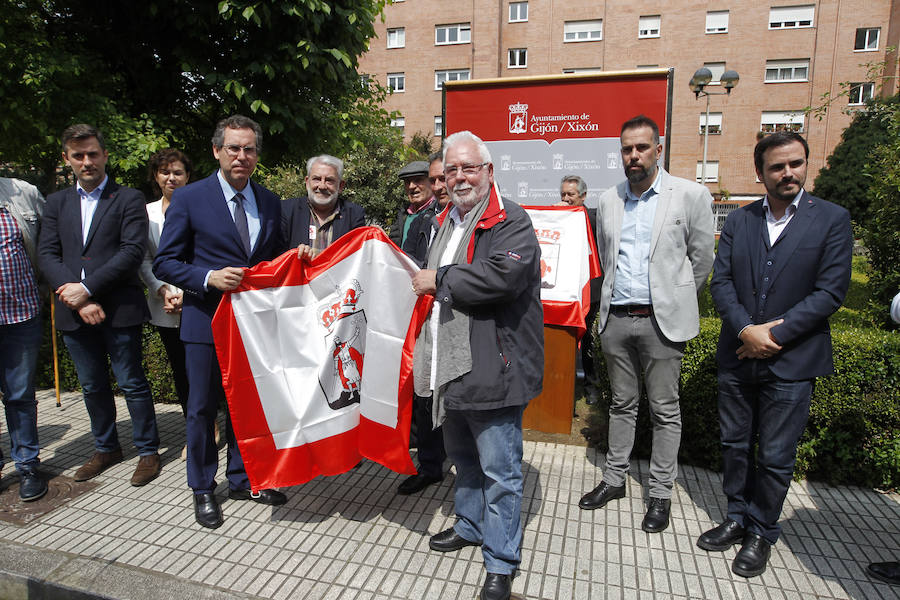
[578,115,714,533]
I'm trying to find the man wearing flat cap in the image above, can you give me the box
[389,160,434,248]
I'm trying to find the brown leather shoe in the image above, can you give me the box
[130,454,161,486]
[74,449,123,481]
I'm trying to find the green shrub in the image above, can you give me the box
[588,318,900,490]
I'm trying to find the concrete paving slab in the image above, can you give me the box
[0,390,896,599]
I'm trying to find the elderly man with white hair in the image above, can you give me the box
[410,131,544,600]
[282,154,366,258]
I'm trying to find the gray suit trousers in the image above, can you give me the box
[599,311,685,498]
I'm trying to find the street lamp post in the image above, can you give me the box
[690,67,739,187]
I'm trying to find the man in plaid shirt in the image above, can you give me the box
[0,177,47,501]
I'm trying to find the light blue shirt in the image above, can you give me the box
[203,171,262,291]
[217,170,261,250]
[77,174,109,291]
[611,170,661,306]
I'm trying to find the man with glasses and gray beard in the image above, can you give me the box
[410,131,543,600]
[282,154,366,259]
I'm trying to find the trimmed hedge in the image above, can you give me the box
[589,318,900,490]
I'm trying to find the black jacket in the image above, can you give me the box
[282,196,366,248]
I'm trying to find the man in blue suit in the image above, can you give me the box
[699,132,853,577]
[154,115,287,528]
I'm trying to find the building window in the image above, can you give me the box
[435,23,471,45]
[563,67,604,74]
[699,112,723,135]
[760,111,805,133]
[855,27,880,51]
[564,20,603,42]
[435,69,471,90]
[508,48,527,68]
[390,117,405,131]
[713,202,739,234]
[704,62,726,85]
[387,72,405,93]
[696,161,719,183]
[848,82,875,105]
[635,64,660,70]
[764,59,809,82]
[769,5,814,29]
[434,116,443,137]
[359,74,371,89]
[509,2,528,23]
[387,28,405,49]
[705,10,729,34]
[639,15,660,38]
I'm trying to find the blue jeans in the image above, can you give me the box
[718,368,813,544]
[443,405,525,575]
[0,317,42,473]
[62,324,159,455]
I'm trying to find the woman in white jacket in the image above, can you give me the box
[139,149,197,454]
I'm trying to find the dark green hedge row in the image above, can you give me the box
[590,318,900,490]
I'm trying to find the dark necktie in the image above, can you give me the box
[233,192,251,255]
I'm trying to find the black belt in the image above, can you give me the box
[611,304,653,317]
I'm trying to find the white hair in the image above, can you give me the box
[306,154,344,180]
[442,131,492,164]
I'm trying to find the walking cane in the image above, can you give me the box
[50,294,61,407]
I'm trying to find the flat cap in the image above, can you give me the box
[398,160,429,180]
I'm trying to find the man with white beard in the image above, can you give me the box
[411,131,543,600]
[282,154,366,258]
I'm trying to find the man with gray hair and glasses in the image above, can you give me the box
[410,131,543,600]
[282,154,366,259]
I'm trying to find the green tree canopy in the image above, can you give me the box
[813,94,900,227]
[0,0,389,192]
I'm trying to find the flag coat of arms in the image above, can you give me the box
[524,206,601,338]
[211,227,430,491]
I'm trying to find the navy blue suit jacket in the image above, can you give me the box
[710,191,853,380]
[281,195,366,248]
[38,180,149,331]
[153,173,283,344]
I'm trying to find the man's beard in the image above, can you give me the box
[450,179,490,210]
[768,177,803,203]
[307,185,339,208]
[625,163,650,185]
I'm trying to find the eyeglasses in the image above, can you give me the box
[444,162,488,177]
[222,144,258,157]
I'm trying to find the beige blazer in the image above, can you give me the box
[138,199,182,328]
[595,168,715,343]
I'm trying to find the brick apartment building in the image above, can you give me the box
[358,0,899,210]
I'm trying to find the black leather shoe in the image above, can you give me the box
[641,497,671,533]
[732,532,771,578]
[578,481,625,510]
[19,472,47,502]
[697,519,745,551]
[194,493,223,529]
[429,527,480,552]
[867,561,900,585]
[480,572,511,600]
[228,488,287,506]
[397,473,443,495]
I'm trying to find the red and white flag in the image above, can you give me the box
[211,227,431,491]
[524,206,601,339]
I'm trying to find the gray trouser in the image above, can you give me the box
[599,311,685,498]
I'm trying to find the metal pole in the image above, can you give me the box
[701,92,711,187]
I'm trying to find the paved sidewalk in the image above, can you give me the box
[0,390,897,600]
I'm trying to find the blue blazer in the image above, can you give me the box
[38,180,149,331]
[153,173,284,344]
[281,195,366,248]
[710,191,853,380]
